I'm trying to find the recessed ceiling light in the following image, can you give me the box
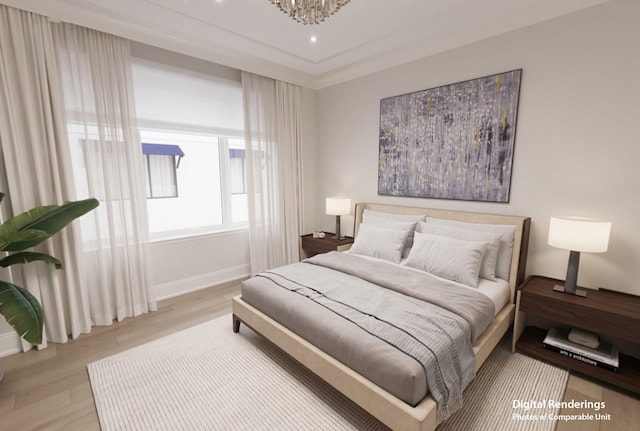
[310,36,318,43]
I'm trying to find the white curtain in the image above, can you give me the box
[0,5,155,348]
[53,23,155,325]
[242,72,303,274]
[0,6,82,348]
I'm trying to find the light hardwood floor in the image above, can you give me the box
[0,280,242,431]
[1,280,638,430]
[557,374,640,431]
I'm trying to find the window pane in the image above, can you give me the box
[146,154,178,198]
[141,130,223,236]
[228,138,248,223]
[229,153,245,194]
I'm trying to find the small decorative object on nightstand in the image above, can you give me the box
[513,275,640,395]
[300,233,353,259]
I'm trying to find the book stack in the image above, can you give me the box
[543,328,619,372]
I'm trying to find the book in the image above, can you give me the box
[543,343,618,372]
[543,328,619,367]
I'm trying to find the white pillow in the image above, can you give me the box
[404,232,489,288]
[362,214,417,257]
[349,223,410,264]
[425,217,516,281]
[417,222,502,281]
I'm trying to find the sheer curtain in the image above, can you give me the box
[0,5,83,347]
[53,23,156,325]
[0,5,155,348]
[242,72,303,274]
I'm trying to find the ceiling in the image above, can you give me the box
[2,0,610,88]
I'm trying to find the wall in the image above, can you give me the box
[149,230,250,300]
[314,0,640,295]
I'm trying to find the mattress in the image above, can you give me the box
[240,253,503,407]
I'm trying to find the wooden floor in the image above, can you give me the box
[1,280,638,431]
[557,373,640,431]
[0,280,241,431]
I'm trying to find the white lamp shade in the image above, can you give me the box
[548,216,611,253]
[326,197,351,216]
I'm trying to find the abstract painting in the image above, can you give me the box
[378,69,522,202]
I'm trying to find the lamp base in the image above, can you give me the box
[553,284,588,298]
[333,215,343,240]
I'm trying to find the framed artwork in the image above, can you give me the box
[378,69,522,203]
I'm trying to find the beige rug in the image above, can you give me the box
[88,315,568,431]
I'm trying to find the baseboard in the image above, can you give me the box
[0,331,22,358]
[154,264,250,301]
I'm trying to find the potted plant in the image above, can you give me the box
[0,192,99,378]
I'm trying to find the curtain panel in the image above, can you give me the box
[0,5,155,349]
[0,5,83,348]
[53,23,156,325]
[242,72,303,274]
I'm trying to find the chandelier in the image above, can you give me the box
[269,0,351,25]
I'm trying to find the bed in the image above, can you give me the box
[232,202,531,431]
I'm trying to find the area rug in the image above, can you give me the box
[88,315,568,431]
[436,339,569,431]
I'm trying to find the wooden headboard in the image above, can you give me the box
[353,202,531,303]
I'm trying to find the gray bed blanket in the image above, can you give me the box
[256,251,495,421]
[308,251,495,342]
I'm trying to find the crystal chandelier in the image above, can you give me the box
[269,0,351,25]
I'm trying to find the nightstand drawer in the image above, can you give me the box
[519,276,640,344]
[300,233,353,259]
[302,238,334,255]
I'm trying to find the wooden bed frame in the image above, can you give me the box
[232,202,531,431]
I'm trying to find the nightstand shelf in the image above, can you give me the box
[513,275,640,395]
[300,233,353,259]
[517,326,640,395]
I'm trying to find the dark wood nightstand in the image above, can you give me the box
[300,233,353,259]
[513,275,640,395]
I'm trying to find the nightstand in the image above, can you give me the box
[513,275,640,394]
[300,233,353,259]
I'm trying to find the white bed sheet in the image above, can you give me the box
[344,251,510,316]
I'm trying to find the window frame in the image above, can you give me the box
[138,126,248,242]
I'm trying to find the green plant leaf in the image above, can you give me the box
[0,229,49,252]
[0,252,63,270]
[1,198,99,251]
[0,205,57,236]
[0,280,43,345]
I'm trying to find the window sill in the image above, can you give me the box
[149,225,248,244]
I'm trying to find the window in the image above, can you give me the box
[226,139,249,224]
[131,57,246,239]
[142,143,184,198]
[229,148,246,194]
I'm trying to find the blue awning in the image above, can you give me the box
[229,149,245,159]
[142,143,185,157]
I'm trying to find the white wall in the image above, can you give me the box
[149,230,250,300]
[313,0,640,295]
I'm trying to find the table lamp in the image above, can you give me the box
[326,197,351,240]
[548,216,611,297]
